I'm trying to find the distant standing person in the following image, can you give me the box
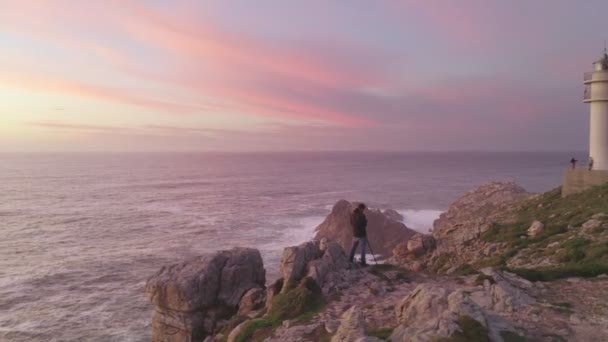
[589,157,594,171]
[570,158,577,169]
[348,203,368,266]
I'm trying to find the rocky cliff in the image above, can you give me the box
[145,248,265,342]
[315,200,417,258]
[145,182,608,342]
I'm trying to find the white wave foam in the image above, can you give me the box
[398,209,443,233]
[260,215,326,251]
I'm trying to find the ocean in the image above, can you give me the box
[0,151,586,341]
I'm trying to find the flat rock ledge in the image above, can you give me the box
[145,247,265,342]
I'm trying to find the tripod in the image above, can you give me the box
[367,240,379,265]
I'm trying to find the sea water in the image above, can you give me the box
[0,151,586,341]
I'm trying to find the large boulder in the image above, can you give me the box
[146,248,266,342]
[315,200,417,258]
[280,240,322,290]
[428,182,530,271]
[390,270,530,342]
[331,306,384,342]
[307,239,350,286]
[279,239,350,291]
[527,220,544,238]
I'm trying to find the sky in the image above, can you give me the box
[1,0,607,152]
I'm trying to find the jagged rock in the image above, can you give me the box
[306,239,350,287]
[265,278,282,311]
[277,239,352,293]
[479,269,534,312]
[391,284,459,341]
[407,234,436,256]
[331,306,384,342]
[265,322,321,342]
[384,209,404,222]
[581,219,602,232]
[528,220,544,238]
[146,248,265,342]
[429,182,530,271]
[315,200,417,257]
[389,234,436,270]
[483,244,501,257]
[280,240,321,290]
[237,288,265,316]
[547,242,560,248]
[325,319,340,334]
[391,271,527,342]
[226,320,250,342]
[395,285,449,325]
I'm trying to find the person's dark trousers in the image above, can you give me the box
[348,237,367,265]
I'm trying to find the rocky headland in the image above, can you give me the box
[145,182,608,342]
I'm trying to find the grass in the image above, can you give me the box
[506,263,608,281]
[472,183,608,280]
[481,184,608,246]
[432,315,490,342]
[233,277,325,342]
[500,331,528,342]
[267,277,324,321]
[233,318,277,342]
[452,264,478,276]
[367,327,394,340]
[218,315,248,340]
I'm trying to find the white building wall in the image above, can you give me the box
[590,100,608,170]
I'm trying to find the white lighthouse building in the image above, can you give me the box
[562,49,608,196]
[584,50,608,170]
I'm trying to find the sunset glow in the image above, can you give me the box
[1,0,606,151]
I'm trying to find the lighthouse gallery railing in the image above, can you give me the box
[584,71,608,82]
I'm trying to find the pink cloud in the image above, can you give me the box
[2,1,384,127]
[115,1,384,89]
[0,71,214,114]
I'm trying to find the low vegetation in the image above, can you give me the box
[506,263,608,282]
[476,183,608,281]
[482,184,608,246]
[267,277,324,321]
[432,315,490,342]
[500,330,529,342]
[234,277,325,342]
[367,327,394,340]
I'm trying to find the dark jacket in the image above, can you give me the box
[351,209,368,238]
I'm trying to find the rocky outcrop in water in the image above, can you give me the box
[315,200,417,258]
[145,248,265,342]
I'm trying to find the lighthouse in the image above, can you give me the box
[584,49,608,170]
[562,49,608,196]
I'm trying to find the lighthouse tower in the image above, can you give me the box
[584,49,608,170]
[563,49,608,196]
